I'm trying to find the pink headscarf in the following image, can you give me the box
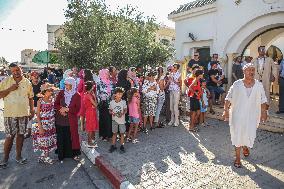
[78,69,84,79]
[99,69,111,94]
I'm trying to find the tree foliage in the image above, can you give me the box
[56,0,173,70]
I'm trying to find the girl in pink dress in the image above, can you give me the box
[84,81,99,147]
[126,88,141,143]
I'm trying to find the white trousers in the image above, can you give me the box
[154,92,165,123]
[169,91,180,124]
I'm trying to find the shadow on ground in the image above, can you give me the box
[96,118,284,188]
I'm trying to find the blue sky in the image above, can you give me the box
[0,0,191,62]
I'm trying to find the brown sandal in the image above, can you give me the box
[243,147,250,157]
[234,160,242,168]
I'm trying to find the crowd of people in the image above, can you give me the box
[0,45,283,169]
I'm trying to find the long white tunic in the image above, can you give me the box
[225,80,267,148]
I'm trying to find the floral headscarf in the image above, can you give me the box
[64,77,77,106]
[78,69,85,79]
[63,69,73,79]
[99,69,111,95]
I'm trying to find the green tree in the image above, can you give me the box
[56,0,173,70]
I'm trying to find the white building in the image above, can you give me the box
[169,0,284,85]
[155,25,175,47]
[21,49,38,65]
[47,24,64,51]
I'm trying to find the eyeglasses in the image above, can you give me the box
[194,55,199,57]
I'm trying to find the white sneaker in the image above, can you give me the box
[168,121,174,126]
[184,117,191,121]
[174,122,179,127]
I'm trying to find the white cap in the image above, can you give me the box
[242,63,255,70]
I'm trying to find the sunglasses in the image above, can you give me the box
[194,54,199,57]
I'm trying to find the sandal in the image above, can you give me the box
[15,157,27,165]
[43,157,55,165]
[188,128,197,132]
[38,157,45,164]
[209,110,215,115]
[0,161,8,169]
[234,160,242,168]
[243,147,250,157]
[73,156,80,162]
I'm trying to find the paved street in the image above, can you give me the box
[0,100,111,189]
[97,118,284,189]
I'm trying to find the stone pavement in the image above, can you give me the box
[96,118,284,189]
[0,99,112,189]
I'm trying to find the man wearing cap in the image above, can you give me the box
[0,63,34,168]
[251,46,278,104]
[25,71,42,138]
[223,63,267,168]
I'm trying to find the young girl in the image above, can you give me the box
[127,88,141,143]
[33,83,57,164]
[84,81,99,148]
[200,79,210,127]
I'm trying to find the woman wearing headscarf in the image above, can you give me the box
[116,69,132,100]
[97,69,113,141]
[59,69,73,90]
[55,77,81,162]
[128,67,139,88]
[116,69,133,131]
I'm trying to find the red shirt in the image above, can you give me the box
[187,77,201,99]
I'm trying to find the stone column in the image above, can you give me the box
[226,53,238,87]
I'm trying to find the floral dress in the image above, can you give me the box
[32,99,57,154]
[96,79,114,139]
[142,80,158,116]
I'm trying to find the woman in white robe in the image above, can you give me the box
[223,63,268,168]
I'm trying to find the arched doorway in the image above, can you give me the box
[225,14,284,113]
[241,27,284,62]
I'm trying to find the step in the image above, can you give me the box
[179,96,284,133]
[206,106,284,133]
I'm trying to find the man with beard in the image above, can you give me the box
[0,63,34,168]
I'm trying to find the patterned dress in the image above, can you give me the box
[32,99,57,154]
[142,80,158,116]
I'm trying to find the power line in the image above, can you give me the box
[0,27,36,33]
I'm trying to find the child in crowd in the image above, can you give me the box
[200,79,210,127]
[127,88,141,143]
[84,81,99,148]
[109,87,127,153]
[33,83,57,164]
[188,69,204,132]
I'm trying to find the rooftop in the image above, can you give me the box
[169,0,217,15]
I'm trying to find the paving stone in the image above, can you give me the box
[95,118,284,188]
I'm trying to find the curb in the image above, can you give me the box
[81,141,135,189]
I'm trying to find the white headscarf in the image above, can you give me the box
[64,77,77,106]
[242,63,254,71]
